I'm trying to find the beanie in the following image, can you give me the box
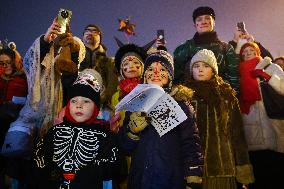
[144,50,174,87]
[192,6,215,22]
[67,69,102,108]
[190,49,218,74]
[239,42,261,61]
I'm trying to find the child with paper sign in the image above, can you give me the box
[118,50,203,189]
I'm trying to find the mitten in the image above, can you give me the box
[235,38,248,54]
[54,46,78,75]
[170,84,194,102]
[54,33,79,53]
[250,69,271,81]
[128,112,150,133]
[186,176,202,189]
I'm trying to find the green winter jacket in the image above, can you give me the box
[174,32,240,93]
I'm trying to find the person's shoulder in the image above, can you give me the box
[174,39,194,53]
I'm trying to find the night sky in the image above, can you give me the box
[1,0,284,58]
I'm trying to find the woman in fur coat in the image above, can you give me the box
[185,49,254,189]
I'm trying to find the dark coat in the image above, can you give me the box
[119,102,203,189]
[32,120,120,189]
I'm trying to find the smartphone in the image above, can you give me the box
[57,8,72,34]
[157,30,165,44]
[237,22,246,33]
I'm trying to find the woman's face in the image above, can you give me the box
[122,56,143,78]
[192,61,214,81]
[242,46,257,61]
[145,61,169,87]
[70,96,95,123]
[0,54,13,75]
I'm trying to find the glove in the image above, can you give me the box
[128,112,150,133]
[250,69,271,81]
[170,84,194,102]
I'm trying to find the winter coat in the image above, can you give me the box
[241,58,284,153]
[119,100,203,189]
[32,119,120,189]
[185,76,254,188]
[174,32,240,93]
[0,73,27,105]
[80,46,119,105]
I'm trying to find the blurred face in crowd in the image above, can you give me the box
[192,61,214,81]
[0,54,13,75]
[121,56,143,78]
[274,58,284,71]
[194,15,215,34]
[242,46,257,61]
[145,61,169,87]
[70,96,95,123]
[83,26,101,47]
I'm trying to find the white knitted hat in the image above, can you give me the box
[190,49,218,74]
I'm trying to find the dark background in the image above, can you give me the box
[1,0,284,58]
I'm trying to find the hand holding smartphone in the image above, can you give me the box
[237,22,246,33]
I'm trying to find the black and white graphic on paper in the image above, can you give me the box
[148,93,187,137]
[53,125,106,171]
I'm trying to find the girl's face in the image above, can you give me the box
[0,54,13,75]
[242,46,257,61]
[122,56,143,78]
[70,96,95,123]
[145,61,169,87]
[192,61,214,81]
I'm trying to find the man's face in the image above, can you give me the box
[194,15,215,34]
[83,26,101,46]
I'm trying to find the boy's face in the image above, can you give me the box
[192,61,214,81]
[70,96,95,123]
[242,46,257,61]
[121,56,143,78]
[145,61,169,87]
[194,15,215,34]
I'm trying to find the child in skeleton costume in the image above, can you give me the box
[184,49,254,189]
[119,50,203,189]
[32,70,119,189]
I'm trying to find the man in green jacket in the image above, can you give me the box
[174,6,240,93]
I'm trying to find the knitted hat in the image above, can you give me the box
[239,42,261,61]
[190,49,218,74]
[67,69,102,108]
[144,50,174,86]
[115,44,147,77]
[192,6,215,22]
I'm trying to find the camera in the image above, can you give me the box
[57,8,72,34]
[157,30,165,44]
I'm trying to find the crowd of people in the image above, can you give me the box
[0,6,284,189]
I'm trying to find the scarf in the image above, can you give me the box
[239,57,261,114]
[119,77,141,98]
[193,31,220,45]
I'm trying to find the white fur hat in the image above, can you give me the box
[190,49,218,74]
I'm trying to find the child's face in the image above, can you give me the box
[70,96,95,123]
[242,46,257,61]
[122,56,143,78]
[145,61,169,87]
[192,61,214,81]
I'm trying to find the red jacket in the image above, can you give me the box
[0,74,28,105]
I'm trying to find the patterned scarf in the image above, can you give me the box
[239,57,261,114]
